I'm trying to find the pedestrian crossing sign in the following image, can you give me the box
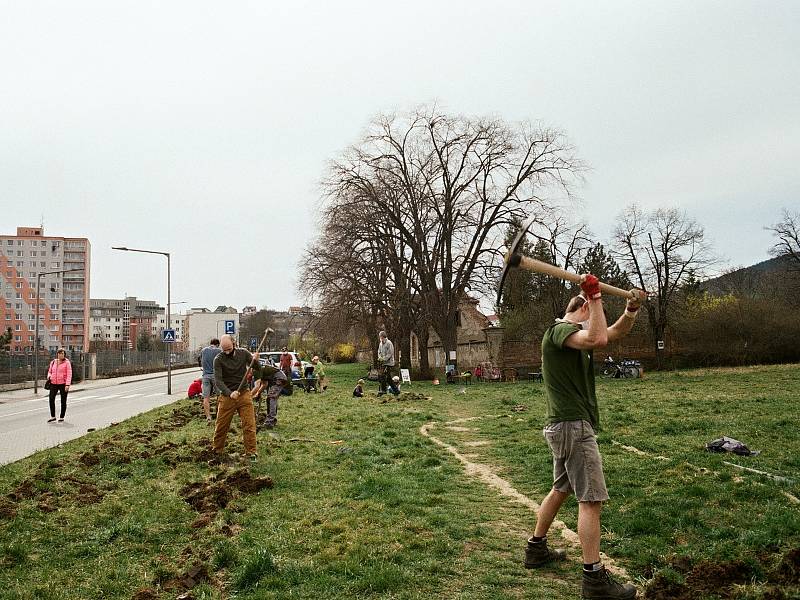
[162,328,176,343]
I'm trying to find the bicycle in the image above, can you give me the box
[601,357,641,379]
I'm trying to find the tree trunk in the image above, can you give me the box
[417,325,432,379]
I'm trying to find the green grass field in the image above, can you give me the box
[1,363,799,599]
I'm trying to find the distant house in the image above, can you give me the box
[412,297,492,369]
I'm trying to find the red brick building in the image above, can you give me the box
[0,227,91,353]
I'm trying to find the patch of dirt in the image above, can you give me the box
[77,483,105,505]
[645,550,800,599]
[180,470,273,519]
[78,452,100,467]
[190,514,213,529]
[7,479,37,501]
[773,548,800,584]
[132,588,159,600]
[162,561,210,592]
[0,497,17,519]
[37,492,57,513]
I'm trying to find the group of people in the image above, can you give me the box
[190,338,332,463]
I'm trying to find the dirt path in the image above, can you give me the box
[420,415,631,580]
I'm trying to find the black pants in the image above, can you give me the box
[48,384,69,419]
[378,365,394,392]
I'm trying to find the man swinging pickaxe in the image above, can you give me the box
[497,215,645,600]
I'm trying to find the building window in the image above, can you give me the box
[5,240,11,246]
[40,262,45,267]
[28,335,33,342]
[16,251,22,256]
[15,325,20,331]
[15,282,21,288]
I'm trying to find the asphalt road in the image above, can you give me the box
[0,369,200,466]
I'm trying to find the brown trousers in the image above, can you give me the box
[213,390,257,455]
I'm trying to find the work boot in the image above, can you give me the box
[524,537,566,568]
[582,565,637,599]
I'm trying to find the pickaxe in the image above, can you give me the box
[496,216,646,307]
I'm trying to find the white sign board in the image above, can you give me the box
[400,368,411,384]
[448,351,457,361]
[657,340,665,350]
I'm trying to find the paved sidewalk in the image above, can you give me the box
[0,367,198,404]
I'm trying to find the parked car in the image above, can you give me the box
[258,351,310,377]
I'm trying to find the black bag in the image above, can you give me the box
[44,359,53,390]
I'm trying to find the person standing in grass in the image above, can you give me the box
[525,274,643,600]
[46,348,72,423]
[199,338,222,425]
[376,331,395,396]
[212,335,262,463]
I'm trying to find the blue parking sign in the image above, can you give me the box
[249,336,258,348]
[225,320,235,334]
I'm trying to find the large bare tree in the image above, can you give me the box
[767,209,800,269]
[612,205,715,368]
[323,107,584,365]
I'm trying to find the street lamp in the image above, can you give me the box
[112,246,172,395]
[34,267,85,394]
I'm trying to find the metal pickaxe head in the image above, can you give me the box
[496,216,537,308]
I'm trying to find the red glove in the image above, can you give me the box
[580,274,601,300]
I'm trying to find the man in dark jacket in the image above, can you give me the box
[212,335,262,462]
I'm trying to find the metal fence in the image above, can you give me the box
[0,350,196,387]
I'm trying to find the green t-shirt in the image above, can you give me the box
[541,321,600,429]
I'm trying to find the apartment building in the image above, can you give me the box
[151,313,186,350]
[89,296,164,349]
[0,226,91,353]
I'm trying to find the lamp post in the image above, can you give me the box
[34,267,85,394]
[112,247,172,395]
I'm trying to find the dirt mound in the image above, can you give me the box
[132,588,159,600]
[7,479,36,501]
[162,561,210,592]
[180,481,232,514]
[77,483,105,505]
[774,548,800,584]
[180,470,273,517]
[78,452,100,467]
[645,550,800,599]
[225,470,274,494]
[0,497,17,519]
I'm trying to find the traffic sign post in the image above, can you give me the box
[225,320,235,335]
[249,336,258,350]
[162,329,176,343]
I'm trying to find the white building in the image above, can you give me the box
[184,307,239,352]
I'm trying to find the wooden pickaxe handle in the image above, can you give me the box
[510,254,644,301]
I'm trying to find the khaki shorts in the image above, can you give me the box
[543,420,609,502]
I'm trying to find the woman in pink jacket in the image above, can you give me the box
[47,348,72,423]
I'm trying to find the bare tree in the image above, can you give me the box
[324,107,584,365]
[767,209,800,269]
[612,205,715,368]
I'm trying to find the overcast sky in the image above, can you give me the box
[2,1,798,313]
